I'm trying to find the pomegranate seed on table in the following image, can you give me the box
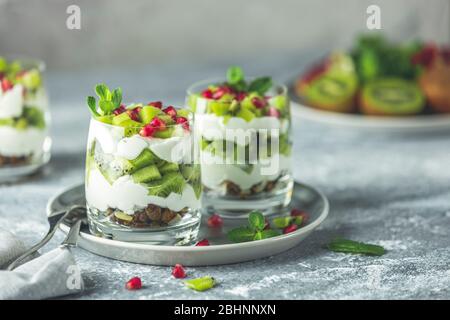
[148,101,163,109]
[290,208,309,224]
[207,214,223,228]
[163,106,177,117]
[1,78,13,92]
[140,124,156,137]
[267,107,280,118]
[251,97,267,109]
[283,224,298,234]
[172,264,187,279]
[150,117,166,131]
[125,277,142,290]
[195,239,210,246]
[201,89,213,99]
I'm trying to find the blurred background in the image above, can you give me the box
[0,0,449,71]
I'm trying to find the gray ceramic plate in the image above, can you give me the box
[47,182,329,266]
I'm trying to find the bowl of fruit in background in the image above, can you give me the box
[290,35,450,131]
[0,56,51,182]
[187,67,293,217]
[85,84,201,244]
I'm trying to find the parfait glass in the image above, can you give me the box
[187,79,293,217]
[85,109,201,244]
[0,57,51,182]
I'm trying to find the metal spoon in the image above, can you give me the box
[7,205,85,270]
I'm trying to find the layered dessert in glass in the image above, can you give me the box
[188,67,293,216]
[0,56,50,180]
[85,84,201,244]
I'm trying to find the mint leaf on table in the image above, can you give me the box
[226,66,244,85]
[184,276,216,292]
[248,210,265,232]
[248,77,272,95]
[228,227,255,243]
[327,238,386,256]
[87,96,99,116]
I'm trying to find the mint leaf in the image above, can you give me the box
[248,210,265,231]
[87,96,99,116]
[248,77,272,95]
[95,84,110,100]
[227,66,244,85]
[260,229,281,239]
[99,100,115,115]
[112,87,122,108]
[227,227,255,243]
[327,238,386,256]
[184,276,216,292]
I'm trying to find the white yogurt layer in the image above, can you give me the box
[0,126,46,157]
[89,119,191,163]
[200,152,291,191]
[196,114,290,145]
[0,85,24,118]
[86,167,200,214]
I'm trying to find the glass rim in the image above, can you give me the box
[1,55,46,72]
[186,77,288,100]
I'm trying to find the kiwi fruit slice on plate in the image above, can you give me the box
[360,78,425,116]
[301,74,358,113]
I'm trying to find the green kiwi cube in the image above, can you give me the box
[159,162,179,174]
[146,172,185,197]
[140,106,162,124]
[132,165,161,183]
[129,149,159,171]
[112,112,131,125]
[154,127,174,139]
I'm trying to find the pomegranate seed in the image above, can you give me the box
[127,108,140,122]
[150,117,166,131]
[163,106,177,118]
[1,78,13,92]
[411,44,438,68]
[236,92,246,101]
[195,239,210,246]
[201,89,213,99]
[251,97,267,109]
[140,124,156,137]
[176,116,190,130]
[125,277,142,290]
[267,107,280,118]
[113,105,126,115]
[148,101,163,109]
[207,214,223,228]
[172,264,187,279]
[283,224,298,234]
[290,208,309,224]
[212,86,231,100]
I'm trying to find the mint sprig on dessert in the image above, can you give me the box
[326,238,386,256]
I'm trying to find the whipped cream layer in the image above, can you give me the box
[86,167,200,214]
[201,152,291,191]
[196,114,290,145]
[0,126,46,157]
[88,119,191,163]
[0,85,24,118]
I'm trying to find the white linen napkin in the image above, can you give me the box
[0,228,84,300]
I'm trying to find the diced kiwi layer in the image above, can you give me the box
[0,106,45,130]
[128,149,159,172]
[146,172,186,197]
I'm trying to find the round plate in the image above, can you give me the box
[46,182,329,266]
[288,84,450,131]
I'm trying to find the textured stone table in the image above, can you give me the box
[1,57,449,299]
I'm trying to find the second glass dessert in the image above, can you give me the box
[85,84,201,244]
[188,67,293,216]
